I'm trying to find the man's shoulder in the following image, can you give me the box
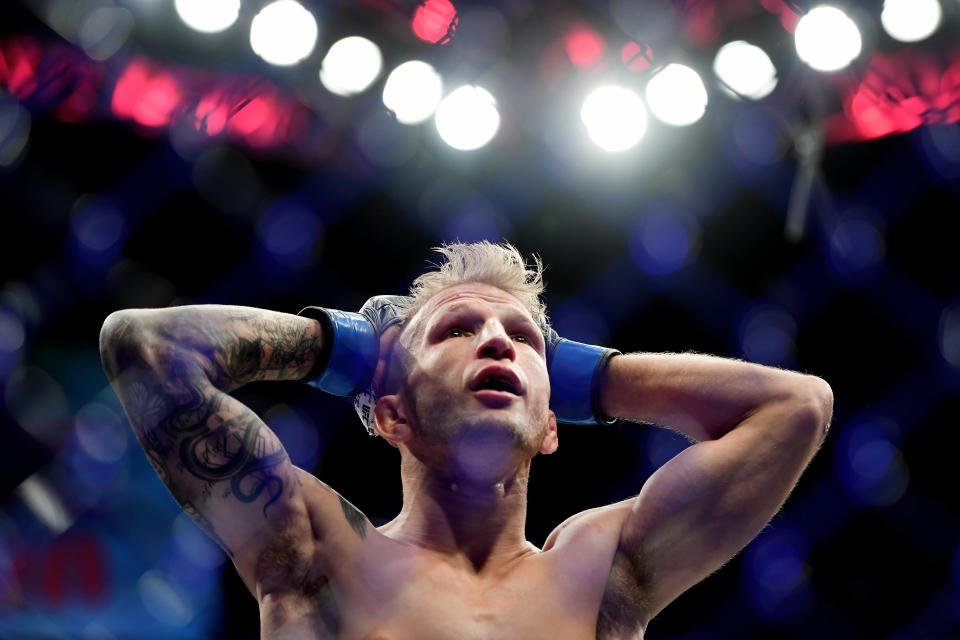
[542,498,635,553]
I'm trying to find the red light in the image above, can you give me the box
[0,37,43,98]
[194,90,230,136]
[565,26,606,70]
[411,0,458,45]
[111,60,182,128]
[621,42,652,72]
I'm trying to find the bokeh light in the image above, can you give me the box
[835,419,909,507]
[713,41,778,100]
[257,203,322,267]
[629,208,700,275]
[435,85,500,151]
[565,25,606,70]
[319,36,382,97]
[249,0,318,66]
[138,570,193,627]
[939,304,960,369]
[382,60,444,125]
[828,208,886,278]
[742,531,813,620]
[730,108,785,167]
[171,513,226,570]
[77,6,134,61]
[795,6,862,72]
[881,0,942,43]
[0,99,31,167]
[174,0,240,34]
[0,309,25,375]
[645,64,708,126]
[580,85,648,152]
[71,199,126,261]
[5,366,70,447]
[739,306,797,367]
[411,0,458,45]
[74,402,128,463]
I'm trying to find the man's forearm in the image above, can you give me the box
[598,352,832,442]
[100,304,325,392]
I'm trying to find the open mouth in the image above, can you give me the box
[472,373,521,395]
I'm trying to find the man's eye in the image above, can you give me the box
[512,334,529,344]
[446,327,465,338]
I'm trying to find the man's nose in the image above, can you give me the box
[476,321,516,361]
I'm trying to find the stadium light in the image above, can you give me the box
[713,41,778,100]
[795,6,862,73]
[580,85,648,152]
[319,36,382,97]
[645,64,709,127]
[435,85,500,151]
[250,0,318,67]
[881,0,942,43]
[382,61,443,125]
[174,0,240,34]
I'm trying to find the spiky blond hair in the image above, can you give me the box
[398,241,547,329]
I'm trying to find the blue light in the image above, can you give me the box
[257,203,322,266]
[628,209,695,276]
[834,420,909,507]
[741,530,812,620]
[739,306,797,367]
[71,201,126,261]
[731,108,784,167]
[828,209,885,279]
[921,124,960,181]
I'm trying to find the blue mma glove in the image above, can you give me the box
[543,324,620,425]
[298,295,409,435]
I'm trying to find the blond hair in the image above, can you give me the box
[399,241,547,328]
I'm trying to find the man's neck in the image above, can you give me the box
[382,453,536,574]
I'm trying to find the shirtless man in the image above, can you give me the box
[98,241,833,639]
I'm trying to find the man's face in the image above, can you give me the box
[389,283,557,480]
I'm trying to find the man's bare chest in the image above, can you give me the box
[259,546,613,640]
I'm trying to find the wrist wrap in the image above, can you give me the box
[549,339,620,425]
[298,306,378,398]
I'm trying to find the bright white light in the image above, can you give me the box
[383,61,443,125]
[645,64,708,127]
[319,36,382,96]
[713,41,778,100]
[580,85,648,152]
[174,0,240,33]
[250,0,318,66]
[435,85,500,151]
[795,6,862,72]
[882,0,942,42]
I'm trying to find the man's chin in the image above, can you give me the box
[448,418,527,483]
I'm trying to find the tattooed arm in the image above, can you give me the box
[98,305,363,596]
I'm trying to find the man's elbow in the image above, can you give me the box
[99,310,141,381]
[791,375,834,443]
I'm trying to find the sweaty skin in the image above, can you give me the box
[100,284,832,640]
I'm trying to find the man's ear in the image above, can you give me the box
[373,394,412,447]
[539,410,558,454]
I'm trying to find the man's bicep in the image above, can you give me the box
[620,406,823,620]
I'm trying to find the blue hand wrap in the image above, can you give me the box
[300,308,378,398]
[549,339,619,425]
